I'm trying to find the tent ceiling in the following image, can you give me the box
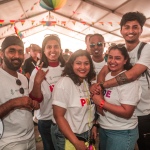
[0,0,150,46]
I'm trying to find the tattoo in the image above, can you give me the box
[115,72,129,85]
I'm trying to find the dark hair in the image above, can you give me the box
[108,45,132,70]
[40,35,65,68]
[120,11,146,29]
[89,33,105,41]
[62,49,96,85]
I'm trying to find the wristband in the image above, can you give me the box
[99,100,105,108]
[93,123,99,128]
[99,82,105,90]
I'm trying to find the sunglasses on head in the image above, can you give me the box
[109,44,125,49]
[44,34,59,38]
[90,42,104,48]
[16,79,24,94]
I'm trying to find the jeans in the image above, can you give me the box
[38,120,55,150]
[137,114,150,150]
[99,126,139,150]
[51,123,89,150]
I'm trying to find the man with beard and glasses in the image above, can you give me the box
[0,36,40,150]
[91,12,150,150]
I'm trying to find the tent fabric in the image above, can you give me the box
[0,0,150,47]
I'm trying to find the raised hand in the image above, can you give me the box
[34,62,49,84]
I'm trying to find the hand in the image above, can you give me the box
[90,83,101,95]
[92,94,103,106]
[91,125,98,140]
[96,105,105,116]
[34,62,49,84]
[13,96,35,110]
[74,140,88,150]
[32,100,40,110]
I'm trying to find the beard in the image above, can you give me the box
[3,55,23,71]
[126,39,136,44]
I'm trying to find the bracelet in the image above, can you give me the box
[99,82,105,90]
[93,123,99,128]
[99,100,105,108]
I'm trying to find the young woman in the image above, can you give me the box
[29,35,65,150]
[92,45,141,150]
[51,50,96,150]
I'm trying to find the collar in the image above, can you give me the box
[49,61,59,67]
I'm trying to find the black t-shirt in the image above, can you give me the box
[22,56,39,75]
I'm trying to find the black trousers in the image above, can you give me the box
[137,114,150,150]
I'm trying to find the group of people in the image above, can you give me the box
[0,11,150,150]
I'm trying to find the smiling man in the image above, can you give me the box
[89,33,106,83]
[97,12,150,150]
[0,36,39,150]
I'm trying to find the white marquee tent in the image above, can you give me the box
[0,0,150,52]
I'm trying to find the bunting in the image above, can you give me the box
[61,21,66,26]
[14,26,24,39]
[0,20,4,26]
[108,22,112,26]
[10,20,16,25]
[20,20,25,26]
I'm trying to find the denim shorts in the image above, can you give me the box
[99,126,139,150]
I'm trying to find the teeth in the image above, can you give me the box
[110,64,115,67]
[51,54,55,56]
[79,71,85,73]
[128,34,134,37]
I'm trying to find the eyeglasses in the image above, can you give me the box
[16,79,24,94]
[90,42,104,48]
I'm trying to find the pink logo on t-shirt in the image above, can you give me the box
[80,98,90,106]
[49,84,55,92]
[105,90,111,98]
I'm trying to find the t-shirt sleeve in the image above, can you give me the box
[136,44,150,69]
[117,80,141,106]
[52,78,70,109]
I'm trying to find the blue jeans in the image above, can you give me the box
[38,120,55,150]
[51,123,89,150]
[99,126,139,150]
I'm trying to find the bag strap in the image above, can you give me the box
[137,42,150,89]
[137,42,147,59]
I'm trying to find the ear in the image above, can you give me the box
[140,28,143,35]
[1,51,4,59]
[124,59,127,65]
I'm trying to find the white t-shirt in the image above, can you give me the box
[52,77,95,134]
[29,65,63,120]
[92,59,106,83]
[98,72,141,130]
[128,42,150,116]
[0,68,34,149]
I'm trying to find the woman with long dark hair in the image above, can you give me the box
[51,50,97,150]
[29,35,65,150]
